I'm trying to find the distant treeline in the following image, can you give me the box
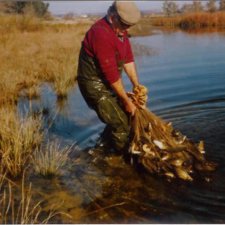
[0,1,50,17]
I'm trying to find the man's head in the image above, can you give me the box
[107,1,141,34]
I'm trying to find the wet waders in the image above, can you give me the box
[77,47,130,152]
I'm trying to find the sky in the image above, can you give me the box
[46,1,167,15]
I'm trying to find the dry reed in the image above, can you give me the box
[0,106,43,177]
[150,16,181,28]
[129,16,154,36]
[151,12,225,29]
[0,14,91,105]
[32,141,72,177]
[179,12,225,29]
[20,85,41,99]
[51,49,77,99]
[0,174,57,224]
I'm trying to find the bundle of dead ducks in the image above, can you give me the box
[127,85,216,181]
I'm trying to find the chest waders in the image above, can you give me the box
[77,47,130,152]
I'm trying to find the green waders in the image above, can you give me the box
[77,47,130,152]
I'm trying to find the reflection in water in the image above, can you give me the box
[18,30,225,223]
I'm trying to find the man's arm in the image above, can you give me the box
[123,62,139,88]
[110,78,136,116]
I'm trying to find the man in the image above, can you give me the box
[77,1,145,153]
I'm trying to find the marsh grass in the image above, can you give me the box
[129,16,154,37]
[51,50,77,99]
[0,107,43,177]
[0,14,91,105]
[0,165,6,185]
[151,16,181,28]
[0,174,57,224]
[0,14,44,33]
[179,12,225,29]
[20,85,41,99]
[151,12,225,29]
[32,141,72,177]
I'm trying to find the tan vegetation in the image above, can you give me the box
[0,106,43,177]
[151,12,225,29]
[179,12,225,29]
[0,14,92,105]
[129,16,154,36]
[32,141,72,177]
[0,106,69,222]
[0,174,57,224]
[0,13,92,222]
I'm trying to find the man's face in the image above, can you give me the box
[112,15,131,36]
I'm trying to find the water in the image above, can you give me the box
[18,29,225,223]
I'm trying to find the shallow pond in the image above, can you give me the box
[18,29,225,223]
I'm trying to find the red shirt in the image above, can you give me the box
[82,17,134,84]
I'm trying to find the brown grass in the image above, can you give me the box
[0,13,90,223]
[20,85,41,99]
[151,12,225,29]
[32,141,72,177]
[0,174,57,224]
[180,12,225,29]
[129,16,154,37]
[0,106,43,177]
[150,16,181,28]
[0,14,92,105]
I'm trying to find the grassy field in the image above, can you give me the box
[0,14,93,105]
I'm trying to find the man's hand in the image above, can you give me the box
[133,84,148,95]
[123,98,137,116]
[128,84,148,109]
[110,78,137,116]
